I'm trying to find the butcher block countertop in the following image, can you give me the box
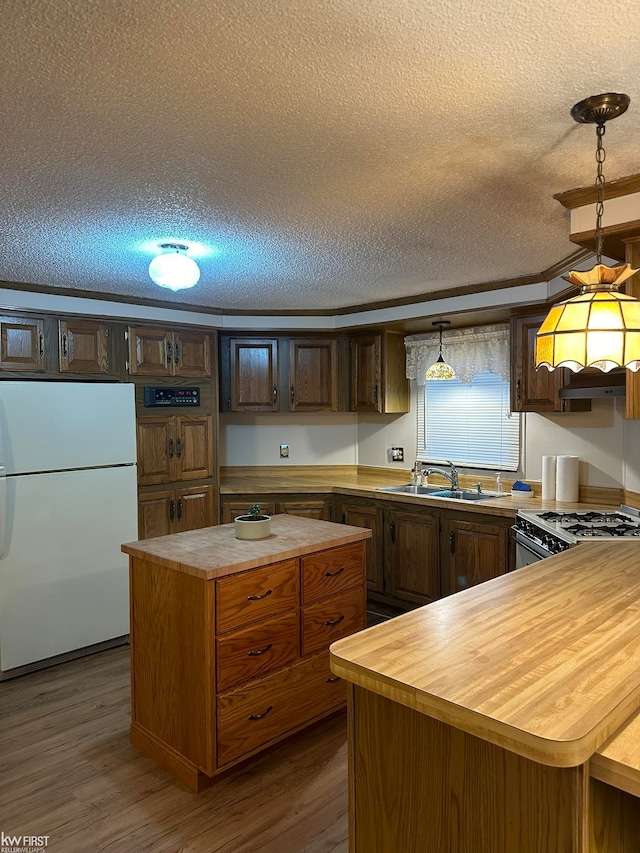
[330,541,640,768]
[122,514,372,580]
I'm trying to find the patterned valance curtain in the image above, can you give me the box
[405,324,510,386]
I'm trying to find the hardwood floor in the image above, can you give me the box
[0,646,349,852]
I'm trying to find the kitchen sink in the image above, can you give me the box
[377,484,504,502]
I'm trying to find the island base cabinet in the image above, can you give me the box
[590,779,640,853]
[349,687,588,853]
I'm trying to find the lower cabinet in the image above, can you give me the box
[221,493,331,524]
[336,496,513,609]
[138,485,214,539]
[128,537,366,791]
[445,516,509,594]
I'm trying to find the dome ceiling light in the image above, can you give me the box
[536,93,640,374]
[148,243,201,292]
[425,321,456,380]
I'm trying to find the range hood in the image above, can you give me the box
[558,369,626,399]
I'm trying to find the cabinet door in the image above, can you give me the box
[137,490,175,539]
[0,315,45,371]
[289,339,338,411]
[510,315,563,412]
[176,415,212,481]
[136,416,174,484]
[174,330,211,377]
[229,338,279,411]
[58,319,109,374]
[341,503,384,593]
[277,500,330,520]
[388,510,440,605]
[447,519,507,594]
[176,485,214,532]
[221,501,277,524]
[350,335,382,412]
[128,326,173,376]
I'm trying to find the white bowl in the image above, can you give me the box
[234,515,272,540]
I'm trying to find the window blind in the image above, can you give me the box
[416,371,520,471]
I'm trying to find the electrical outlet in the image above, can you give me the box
[391,446,404,462]
[280,444,290,458]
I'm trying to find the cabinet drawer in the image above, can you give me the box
[217,653,345,767]
[301,585,365,657]
[216,610,299,692]
[216,559,299,633]
[301,541,365,604]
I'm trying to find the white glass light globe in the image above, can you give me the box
[148,251,200,291]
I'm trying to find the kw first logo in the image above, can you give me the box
[1,833,50,853]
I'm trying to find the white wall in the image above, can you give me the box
[220,413,358,467]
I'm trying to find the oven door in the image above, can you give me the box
[512,528,551,568]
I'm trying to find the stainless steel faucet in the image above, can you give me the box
[417,459,459,490]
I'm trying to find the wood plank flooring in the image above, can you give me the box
[0,646,349,853]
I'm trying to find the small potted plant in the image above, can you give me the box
[234,503,272,540]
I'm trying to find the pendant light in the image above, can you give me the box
[148,243,201,292]
[536,93,640,373]
[425,321,456,380]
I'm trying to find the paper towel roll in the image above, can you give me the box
[541,455,556,501]
[556,455,580,503]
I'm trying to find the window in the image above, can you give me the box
[406,324,520,471]
[417,373,520,470]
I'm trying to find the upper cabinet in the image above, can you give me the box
[289,338,338,412]
[128,326,211,377]
[510,313,590,413]
[349,331,409,414]
[0,314,45,372]
[220,335,344,413]
[58,319,109,374]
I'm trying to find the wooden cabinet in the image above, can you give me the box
[220,494,331,524]
[388,508,441,606]
[136,415,212,485]
[219,334,344,412]
[58,319,109,374]
[339,501,385,593]
[228,338,279,411]
[137,485,214,539]
[0,314,45,371]
[350,331,409,413]
[445,516,508,594]
[289,339,338,412]
[510,313,590,413]
[126,528,367,791]
[128,326,210,377]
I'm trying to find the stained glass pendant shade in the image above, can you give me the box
[535,93,640,373]
[425,321,456,380]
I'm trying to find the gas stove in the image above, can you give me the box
[513,505,640,562]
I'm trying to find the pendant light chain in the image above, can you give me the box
[594,122,606,263]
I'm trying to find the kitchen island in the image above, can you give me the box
[122,514,371,791]
[330,541,640,852]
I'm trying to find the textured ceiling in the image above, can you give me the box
[1,0,639,313]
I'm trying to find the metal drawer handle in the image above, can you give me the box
[326,676,341,684]
[324,567,345,578]
[249,705,273,721]
[247,643,273,657]
[247,589,272,601]
[325,614,345,627]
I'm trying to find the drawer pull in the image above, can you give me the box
[326,676,341,684]
[247,589,273,601]
[324,567,345,578]
[249,705,273,721]
[247,643,273,657]
[325,614,345,627]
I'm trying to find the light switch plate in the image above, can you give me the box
[280,444,290,458]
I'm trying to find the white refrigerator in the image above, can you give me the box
[0,381,138,677]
